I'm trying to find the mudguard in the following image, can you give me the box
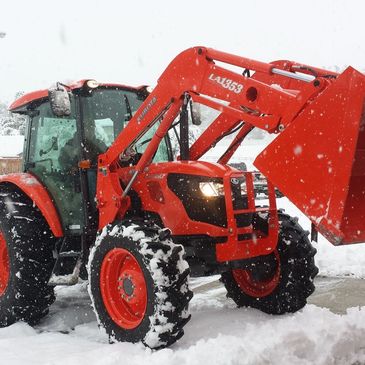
[0,173,63,237]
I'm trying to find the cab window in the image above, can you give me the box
[81,88,170,163]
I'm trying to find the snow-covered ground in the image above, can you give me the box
[3,279,365,365]
[2,136,365,364]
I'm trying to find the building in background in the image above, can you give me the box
[0,135,24,174]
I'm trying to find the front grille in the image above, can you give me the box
[232,176,252,228]
[167,173,227,227]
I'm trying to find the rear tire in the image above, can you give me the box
[88,221,193,349]
[0,186,56,326]
[221,212,318,314]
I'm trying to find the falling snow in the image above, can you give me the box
[0,136,364,364]
[293,145,303,155]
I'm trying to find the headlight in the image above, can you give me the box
[199,182,224,197]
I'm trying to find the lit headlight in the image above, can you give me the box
[199,182,224,197]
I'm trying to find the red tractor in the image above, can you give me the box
[1,47,365,349]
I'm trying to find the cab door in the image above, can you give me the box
[25,98,85,235]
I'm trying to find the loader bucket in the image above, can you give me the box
[254,66,365,245]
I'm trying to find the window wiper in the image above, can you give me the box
[135,138,152,149]
[123,94,133,121]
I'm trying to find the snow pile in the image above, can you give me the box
[2,282,365,365]
[315,242,365,278]
[177,305,365,365]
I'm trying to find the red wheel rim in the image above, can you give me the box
[0,232,9,296]
[232,251,280,298]
[100,248,147,329]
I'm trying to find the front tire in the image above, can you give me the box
[88,222,193,349]
[221,212,318,314]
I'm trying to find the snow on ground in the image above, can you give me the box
[2,278,365,365]
[2,136,365,364]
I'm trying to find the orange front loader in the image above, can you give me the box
[252,63,365,246]
[91,47,365,252]
[0,47,364,349]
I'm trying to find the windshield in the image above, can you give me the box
[81,88,144,147]
[81,88,170,163]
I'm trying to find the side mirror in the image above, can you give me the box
[48,84,71,117]
[190,102,202,126]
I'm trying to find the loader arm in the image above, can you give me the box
[102,47,329,167]
[97,46,365,246]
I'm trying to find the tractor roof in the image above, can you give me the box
[9,79,147,112]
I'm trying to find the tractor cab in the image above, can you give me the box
[10,80,171,235]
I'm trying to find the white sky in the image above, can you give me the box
[0,0,364,103]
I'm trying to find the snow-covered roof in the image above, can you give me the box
[0,135,24,157]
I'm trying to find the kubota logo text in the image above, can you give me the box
[137,96,157,124]
[208,73,243,94]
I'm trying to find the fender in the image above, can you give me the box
[0,173,63,237]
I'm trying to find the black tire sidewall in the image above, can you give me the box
[0,223,18,324]
[241,234,306,305]
[0,187,56,326]
[222,213,317,314]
